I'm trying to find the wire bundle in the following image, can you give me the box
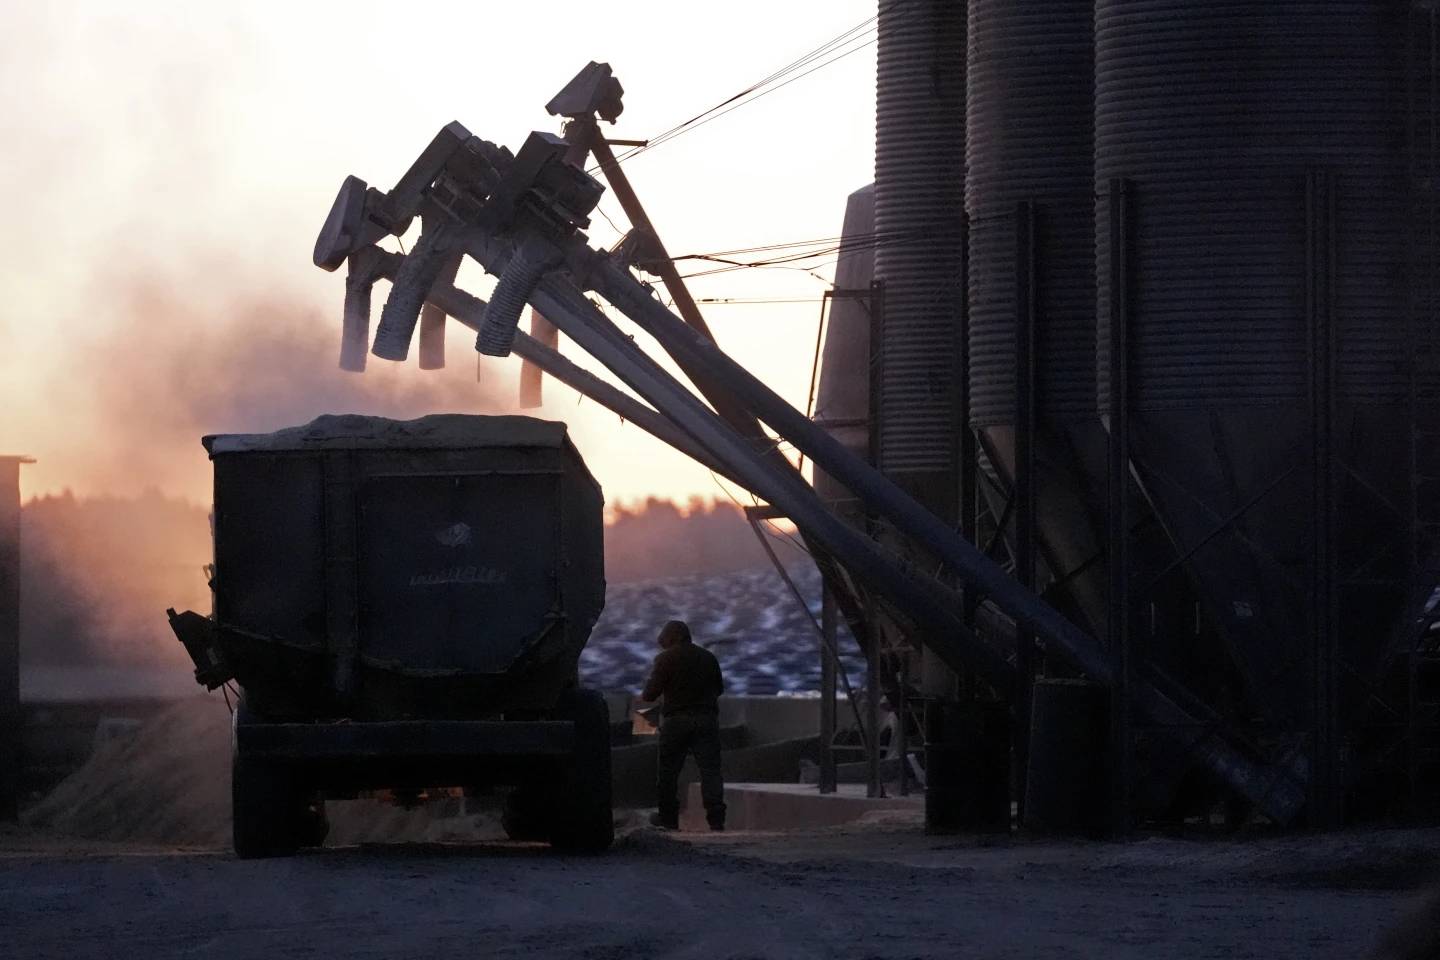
[599,6,902,169]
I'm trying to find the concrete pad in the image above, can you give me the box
[680,781,922,832]
[612,735,817,808]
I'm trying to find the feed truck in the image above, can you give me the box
[168,413,611,857]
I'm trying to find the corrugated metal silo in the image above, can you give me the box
[815,184,876,509]
[873,0,967,521]
[1093,1,1413,748]
[965,0,1105,631]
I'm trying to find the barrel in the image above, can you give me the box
[1023,678,1108,835]
[924,698,1011,833]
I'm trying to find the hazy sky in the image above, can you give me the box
[1,0,877,506]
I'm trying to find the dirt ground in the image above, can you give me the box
[1,816,1435,959]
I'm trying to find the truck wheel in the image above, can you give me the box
[231,699,301,859]
[502,783,553,842]
[295,795,330,849]
[549,688,614,853]
[232,754,301,859]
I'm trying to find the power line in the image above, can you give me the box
[670,233,851,259]
[675,231,897,263]
[597,6,898,170]
[634,35,878,158]
[594,204,626,236]
[697,297,827,305]
[751,11,881,93]
[676,230,933,280]
[648,20,876,152]
[678,229,925,264]
[614,20,877,161]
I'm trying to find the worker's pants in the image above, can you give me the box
[656,711,725,827]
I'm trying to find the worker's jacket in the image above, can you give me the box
[642,641,724,716]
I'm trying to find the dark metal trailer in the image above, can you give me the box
[168,413,611,857]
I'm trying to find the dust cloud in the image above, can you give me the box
[72,278,513,501]
[22,490,209,667]
[605,496,780,582]
[19,275,516,669]
[21,486,774,669]
[17,277,785,672]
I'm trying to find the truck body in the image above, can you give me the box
[169,413,612,856]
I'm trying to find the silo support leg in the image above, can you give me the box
[1106,178,1133,836]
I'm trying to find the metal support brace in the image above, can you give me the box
[744,508,868,741]
[1014,201,1038,818]
[1307,169,1341,827]
[867,615,883,799]
[1106,179,1133,836]
[897,653,910,796]
[1405,9,1440,810]
[821,589,839,794]
[959,211,980,605]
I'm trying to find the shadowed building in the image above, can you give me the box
[1,456,32,820]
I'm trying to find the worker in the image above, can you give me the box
[641,619,726,831]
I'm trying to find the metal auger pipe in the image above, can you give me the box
[340,217,1303,821]
[362,249,737,483]
[373,219,465,362]
[340,251,378,372]
[417,250,463,370]
[478,237,559,357]
[584,255,1305,822]
[459,238,1012,687]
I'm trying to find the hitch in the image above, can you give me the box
[166,608,234,691]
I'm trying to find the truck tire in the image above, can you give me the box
[232,754,301,859]
[502,783,553,842]
[549,688,614,853]
[231,699,304,859]
[296,795,330,848]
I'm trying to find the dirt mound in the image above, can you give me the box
[22,697,232,846]
[22,697,504,849]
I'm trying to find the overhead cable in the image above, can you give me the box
[596,4,907,169]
